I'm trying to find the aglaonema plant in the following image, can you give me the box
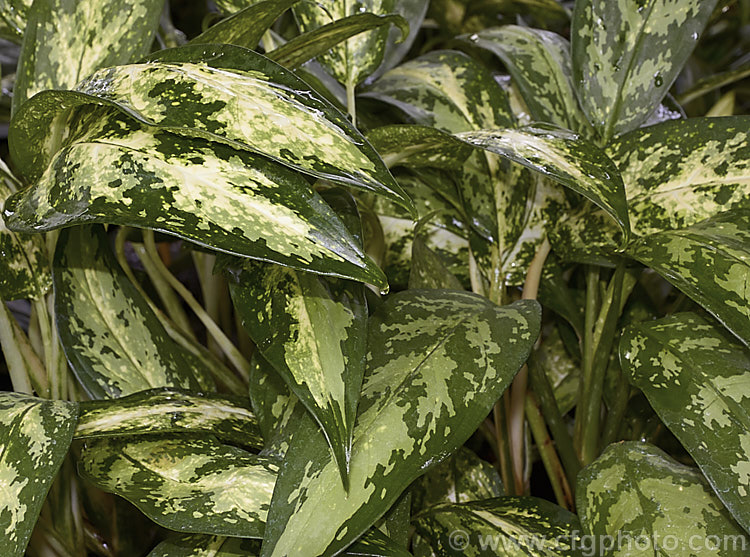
[0,0,749,555]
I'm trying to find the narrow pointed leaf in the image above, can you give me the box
[414,497,582,556]
[268,13,408,70]
[460,26,590,134]
[577,441,747,555]
[7,111,386,289]
[13,0,164,112]
[457,125,631,244]
[229,263,368,485]
[630,210,750,348]
[0,393,79,557]
[75,388,263,449]
[261,292,540,556]
[620,313,750,533]
[571,0,717,141]
[78,436,278,537]
[53,225,206,399]
[367,125,474,171]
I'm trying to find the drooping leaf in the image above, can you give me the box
[78,435,278,538]
[261,291,541,556]
[53,225,207,399]
[577,441,747,555]
[457,125,631,244]
[75,388,263,449]
[629,210,750,348]
[10,44,414,217]
[8,109,387,289]
[268,13,408,70]
[571,0,717,141]
[460,25,591,134]
[413,497,582,556]
[367,125,474,171]
[0,0,31,41]
[229,262,368,485]
[0,392,79,557]
[620,312,750,533]
[13,0,165,113]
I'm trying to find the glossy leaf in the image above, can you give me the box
[75,388,263,449]
[0,0,31,41]
[457,125,630,243]
[13,0,164,112]
[53,225,205,399]
[261,291,541,556]
[571,0,717,140]
[630,210,750,348]
[0,392,79,557]
[78,435,278,538]
[8,110,387,289]
[269,13,408,70]
[414,497,581,556]
[149,535,260,557]
[577,441,747,555]
[409,234,464,290]
[229,263,368,485]
[461,25,590,134]
[10,44,413,217]
[620,313,750,533]
[367,125,474,171]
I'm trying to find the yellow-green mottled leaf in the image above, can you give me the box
[0,392,78,557]
[261,291,541,556]
[149,535,260,557]
[53,225,208,399]
[409,233,464,291]
[414,497,582,557]
[367,125,474,171]
[0,0,31,41]
[12,0,164,113]
[76,388,262,449]
[78,436,278,538]
[571,0,717,141]
[577,441,747,555]
[620,313,750,534]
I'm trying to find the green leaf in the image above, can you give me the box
[0,0,31,41]
[13,0,164,113]
[149,535,260,557]
[629,210,750,348]
[53,225,207,399]
[75,388,263,449]
[409,233,464,290]
[0,392,79,557]
[346,528,412,557]
[10,44,413,218]
[413,497,581,556]
[620,312,750,534]
[78,435,278,537]
[367,125,475,171]
[268,13,408,70]
[457,124,631,244]
[7,110,386,289]
[229,263,368,486]
[577,441,747,555]
[190,0,300,49]
[261,291,541,556]
[371,0,428,80]
[571,0,718,141]
[460,25,591,134]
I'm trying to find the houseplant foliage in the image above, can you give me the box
[1,0,750,555]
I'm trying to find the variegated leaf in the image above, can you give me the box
[620,313,750,533]
[414,497,581,557]
[261,292,541,556]
[571,0,717,141]
[367,125,474,171]
[370,0,428,80]
[629,210,750,348]
[268,13,408,70]
[10,44,414,218]
[229,262,367,485]
[0,392,79,557]
[75,388,263,449]
[0,0,31,41]
[149,535,260,557]
[53,225,207,399]
[0,177,50,300]
[248,351,298,450]
[13,0,164,113]
[533,326,581,416]
[460,26,591,134]
[78,435,278,537]
[7,109,387,289]
[457,125,631,244]
[409,234,464,290]
[292,1,396,87]
[346,528,412,557]
[577,441,747,555]
[213,0,253,14]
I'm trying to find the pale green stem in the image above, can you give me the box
[346,77,357,127]
[193,252,223,359]
[574,267,599,457]
[0,300,34,394]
